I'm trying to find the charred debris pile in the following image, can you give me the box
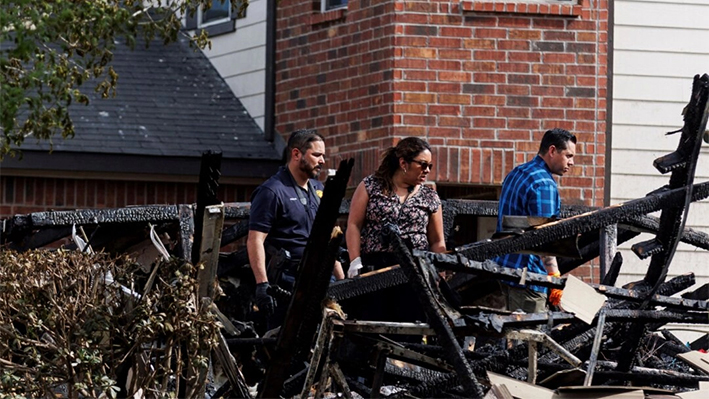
[2,74,709,398]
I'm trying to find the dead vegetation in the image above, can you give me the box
[0,250,221,398]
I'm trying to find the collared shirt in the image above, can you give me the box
[249,167,324,260]
[494,155,560,293]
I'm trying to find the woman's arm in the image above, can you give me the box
[427,204,446,253]
[346,181,369,261]
[333,260,345,280]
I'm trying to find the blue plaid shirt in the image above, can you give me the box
[494,155,560,293]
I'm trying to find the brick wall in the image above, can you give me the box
[276,0,609,282]
[0,176,256,219]
[276,0,608,210]
[276,0,399,181]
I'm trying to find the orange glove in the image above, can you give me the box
[548,271,563,306]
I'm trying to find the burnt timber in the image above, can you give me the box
[2,75,709,398]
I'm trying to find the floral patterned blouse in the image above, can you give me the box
[360,175,441,254]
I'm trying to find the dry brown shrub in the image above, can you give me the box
[0,249,220,398]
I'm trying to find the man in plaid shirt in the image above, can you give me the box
[494,128,577,313]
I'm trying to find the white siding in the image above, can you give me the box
[612,0,709,290]
[201,0,268,131]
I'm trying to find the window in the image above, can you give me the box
[184,0,246,37]
[201,0,231,27]
[322,0,348,13]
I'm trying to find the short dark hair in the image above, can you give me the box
[539,128,576,154]
[285,129,324,162]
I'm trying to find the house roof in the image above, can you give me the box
[3,33,282,180]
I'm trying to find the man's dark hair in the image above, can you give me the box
[285,129,324,162]
[539,128,576,154]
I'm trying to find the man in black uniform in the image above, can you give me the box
[247,129,344,327]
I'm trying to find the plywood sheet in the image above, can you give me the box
[560,275,606,325]
[677,351,709,375]
[486,371,554,399]
[555,386,645,398]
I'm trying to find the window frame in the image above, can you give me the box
[321,0,348,13]
[200,0,232,28]
[184,0,246,37]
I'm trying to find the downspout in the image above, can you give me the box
[605,0,615,208]
[265,0,277,144]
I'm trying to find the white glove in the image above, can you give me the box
[347,257,363,279]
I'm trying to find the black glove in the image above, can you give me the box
[255,282,276,316]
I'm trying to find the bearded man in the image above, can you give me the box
[247,129,344,328]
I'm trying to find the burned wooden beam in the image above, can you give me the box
[213,333,253,399]
[690,334,709,351]
[464,309,709,333]
[504,329,582,382]
[177,204,195,260]
[7,205,180,228]
[584,308,709,324]
[509,360,709,387]
[406,373,461,399]
[422,251,706,313]
[223,202,252,219]
[220,220,249,247]
[464,311,575,333]
[643,73,709,286]
[327,266,408,301]
[374,341,454,373]
[592,360,709,387]
[504,273,706,383]
[192,151,222,265]
[592,285,708,312]
[557,229,639,274]
[644,74,709,285]
[623,273,697,297]
[455,180,709,262]
[380,362,449,386]
[335,319,436,336]
[196,204,225,299]
[618,74,709,372]
[299,309,340,399]
[683,282,709,301]
[4,225,71,251]
[620,215,709,251]
[441,199,499,242]
[387,227,485,397]
[419,251,564,289]
[8,193,709,255]
[601,252,624,286]
[583,309,607,386]
[259,158,354,399]
[438,199,709,253]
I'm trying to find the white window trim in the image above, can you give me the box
[321,0,348,13]
[199,1,231,28]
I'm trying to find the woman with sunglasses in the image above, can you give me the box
[344,137,445,325]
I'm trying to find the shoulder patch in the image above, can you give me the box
[316,189,323,198]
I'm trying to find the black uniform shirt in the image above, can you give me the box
[249,167,324,260]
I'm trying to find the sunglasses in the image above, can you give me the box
[410,159,433,171]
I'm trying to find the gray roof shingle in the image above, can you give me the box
[5,34,282,179]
